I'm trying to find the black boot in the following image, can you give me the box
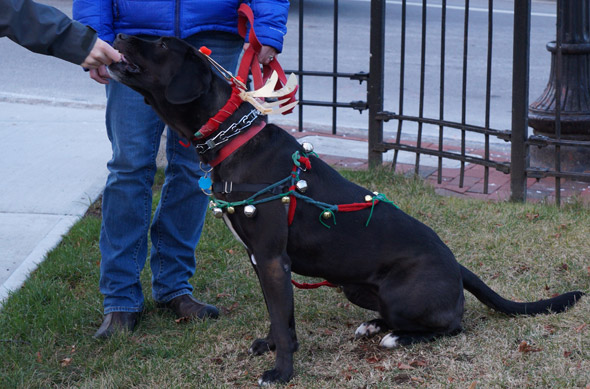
[94,312,140,339]
[157,294,219,320]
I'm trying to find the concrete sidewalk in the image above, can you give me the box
[0,101,110,305]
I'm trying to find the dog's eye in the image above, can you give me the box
[160,41,168,49]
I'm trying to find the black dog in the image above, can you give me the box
[108,35,584,386]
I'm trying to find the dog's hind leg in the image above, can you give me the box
[341,284,390,339]
[340,284,390,339]
[341,283,380,311]
[380,328,462,348]
[374,270,464,349]
[355,319,389,338]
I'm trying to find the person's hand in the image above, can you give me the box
[243,43,278,65]
[89,65,111,85]
[81,38,122,69]
[258,45,278,65]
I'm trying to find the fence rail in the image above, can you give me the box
[286,0,590,204]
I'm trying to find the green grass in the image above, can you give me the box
[1,168,589,388]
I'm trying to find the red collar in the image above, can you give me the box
[194,86,243,139]
[208,120,266,167]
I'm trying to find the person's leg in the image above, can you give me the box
[150,32,243,311]
[99,80,164,315]
[149,128,206,303]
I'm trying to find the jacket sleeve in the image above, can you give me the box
[250,0,289,53]
[73,0,115,43]
[0,0,97,65]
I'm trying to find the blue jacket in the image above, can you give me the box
[72,0,289,52]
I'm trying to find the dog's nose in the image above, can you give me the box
[117,33,129,40]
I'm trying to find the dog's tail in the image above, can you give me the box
[460,265,584,315]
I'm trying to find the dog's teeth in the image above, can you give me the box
[379,334,400,348]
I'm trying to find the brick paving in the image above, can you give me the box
[290,130,590,204]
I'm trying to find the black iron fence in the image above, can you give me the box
[284,0,590,205]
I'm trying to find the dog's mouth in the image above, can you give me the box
[109,54,141,77]
[119,55,141,73]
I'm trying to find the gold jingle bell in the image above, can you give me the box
[244,204,257,218]
[212,207,224,218]
[226,206,235,214]
[364,195,373,202]
[322,211,332,219]
[281,196,291,204]
[301,142,314,153]
[296,179,308,193]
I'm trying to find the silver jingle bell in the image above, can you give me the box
[212,207,224,218]
[365,194,373,202]
[296,179,308,193]
[301,142,314,153]
[244,204,257,218]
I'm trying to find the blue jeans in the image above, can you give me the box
[100,32,243,314]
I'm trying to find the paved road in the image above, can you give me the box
[1,0,558,134]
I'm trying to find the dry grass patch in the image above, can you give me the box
[0,168,588,388]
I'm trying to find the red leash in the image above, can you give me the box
[291,280,338,289]
[237,3,297,114]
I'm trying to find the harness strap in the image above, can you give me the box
[212,181,288,195]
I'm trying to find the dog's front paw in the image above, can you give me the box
[249,338,275,356]
[258,368,293,386]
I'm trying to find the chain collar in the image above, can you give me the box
[194,108,260,155]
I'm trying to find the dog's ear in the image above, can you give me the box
[164,49,212,104]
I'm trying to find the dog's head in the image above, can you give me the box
[108,34,228,139]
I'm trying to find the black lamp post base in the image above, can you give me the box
[530,143,590,173]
